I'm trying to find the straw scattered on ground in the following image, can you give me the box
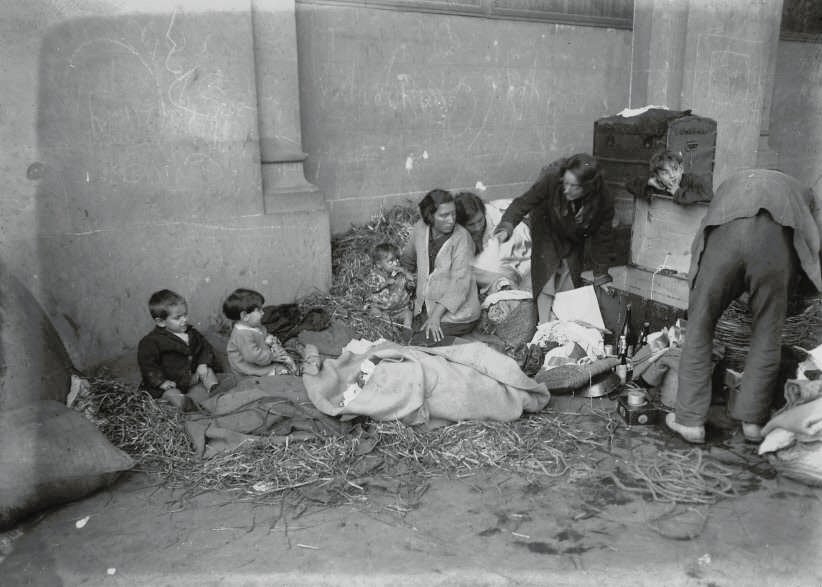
[84,374,617,502]
[84,374,757,508]
[299,203,419,343]
[611,448,739,504]
[86,203,760,508]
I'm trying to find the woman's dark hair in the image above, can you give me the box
[562,153,603,196]
[418,188,454,226]
[454,191,486,225]
[222,288,265,321]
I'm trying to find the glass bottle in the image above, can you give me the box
[616,303,634,360]
[635,321,650,354]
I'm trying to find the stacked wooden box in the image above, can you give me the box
[593,109,717,310]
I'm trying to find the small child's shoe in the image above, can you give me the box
[665,412,706,444]
[742,422,764,443]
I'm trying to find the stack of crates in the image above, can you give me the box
[592,108,717,276]
[590,109,717,334]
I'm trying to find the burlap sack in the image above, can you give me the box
[0,401,134,530]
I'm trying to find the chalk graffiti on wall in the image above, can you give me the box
[41,8,260,228]
[307,34,564,195]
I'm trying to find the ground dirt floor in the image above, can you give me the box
[3,387,821,587]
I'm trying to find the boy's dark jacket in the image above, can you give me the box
[137,326,220,397]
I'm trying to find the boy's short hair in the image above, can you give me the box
[222,288,265,321]
[649,149,683,173]
[372,242,400,264]
[148,289,186,320]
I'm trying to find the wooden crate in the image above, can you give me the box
[593,109,716,277]
[630,195,708,275]
[608,265,690,310]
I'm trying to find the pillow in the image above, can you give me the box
[0,400,135,530]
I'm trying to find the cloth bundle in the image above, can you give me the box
[530,320,606,361]
[303,341,550,425]
[758,379,822,486]
[534,357,619,393]
[184,375,351,458]
[479,291,538,350]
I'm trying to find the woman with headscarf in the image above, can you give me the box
[492,153,616,323]
[401,189,481,343]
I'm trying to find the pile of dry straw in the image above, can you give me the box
[88,373,611,504]
[89,204,753,506]
[299,203,418,343]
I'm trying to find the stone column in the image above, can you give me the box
[251,0,327,214]
[609,0,784,313]
[630,0,690,110]
[631,0,784,185]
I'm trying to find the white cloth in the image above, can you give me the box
[480,289,533,310]
[617,104,668,117]
[478,200,533,294]
[530,320,605,359]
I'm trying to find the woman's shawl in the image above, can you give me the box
[404,221,480,324]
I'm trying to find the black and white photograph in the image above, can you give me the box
[1,0,821,584]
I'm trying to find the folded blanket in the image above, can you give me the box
[184,375,352,458]
[303,341,550,425]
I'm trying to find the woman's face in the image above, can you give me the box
[464,210,486,238]
[431,201,456,235]
[562,170,586,201]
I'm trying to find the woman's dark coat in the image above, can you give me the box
[498,166,616,296]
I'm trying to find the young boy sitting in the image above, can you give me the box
[223,288,321,377]
[365,242,414,329]
[137,289,221,412]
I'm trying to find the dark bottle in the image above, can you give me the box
[616,303,634,360]
[635,321,650,354]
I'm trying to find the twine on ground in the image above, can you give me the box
[649,252,674,303]
[610,448,738,504]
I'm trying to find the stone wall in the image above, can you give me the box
[295,2,634,233]
[0,0,331,369]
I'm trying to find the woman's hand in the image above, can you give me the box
[492,228,510,244]
[422,315,444,342]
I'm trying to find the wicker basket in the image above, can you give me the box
[480,299,538,349]
[714,297,822,371]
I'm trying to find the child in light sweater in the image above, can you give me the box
[222,289,320,376]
